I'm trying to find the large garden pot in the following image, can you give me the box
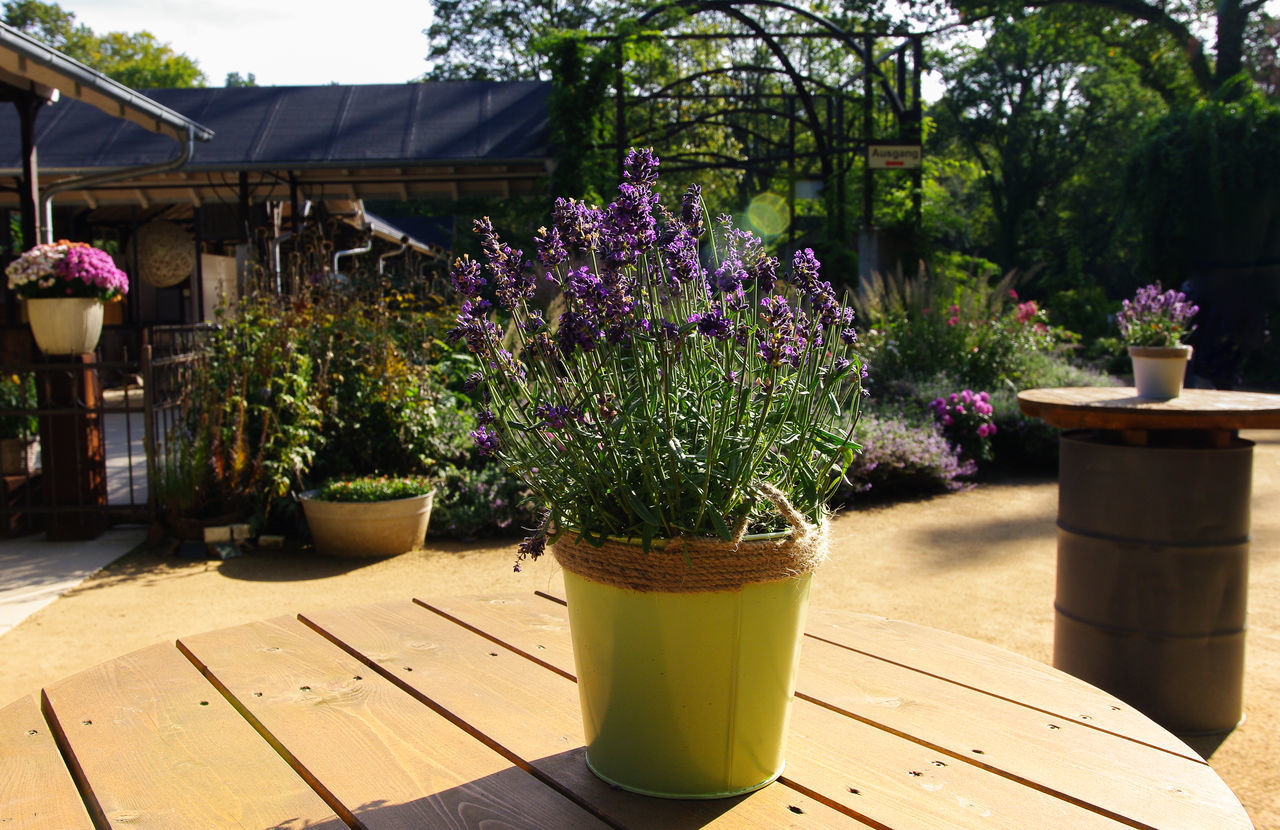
[300,489,434,557]
[552,498,826,799]
[1129,345,1191,399]
[26,297,104,355]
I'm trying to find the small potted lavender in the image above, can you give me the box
[1115,282,1199,399]
[448,148,864,798]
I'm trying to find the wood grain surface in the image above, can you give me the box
[9,593,1255,829]
[1018,387,1280,431]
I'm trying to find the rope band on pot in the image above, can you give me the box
[551,483,828,593]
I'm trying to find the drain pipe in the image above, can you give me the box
[333,239,373,278]
[377,236,409,275]
[39,125,199,243]
[271,231,292,292]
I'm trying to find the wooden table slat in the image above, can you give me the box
[417,596,1146,830]
[178,616,607,830]
[41,641,340,829]
[0,695,94,829]
[799,636,1253,829]
[301,600,871,829]
[803,607,1200,760]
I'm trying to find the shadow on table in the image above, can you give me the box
[267,748,756,829]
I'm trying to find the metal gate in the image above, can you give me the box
[0,325,210,536]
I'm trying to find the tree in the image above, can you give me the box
[225,72,258,88]
[423,0,640,80]
[930,7,1168,289]
[3,0,206,88]
[945,0,1275,97]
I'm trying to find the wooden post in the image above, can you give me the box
[37,354,107,540]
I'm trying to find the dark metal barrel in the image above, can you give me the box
[1054,431,1253,734]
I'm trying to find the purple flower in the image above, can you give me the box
[623,146,660,187]
[557,309,603,355]
[791,248,821,294]
[534,225,568,268]
[552,197,604,253]
[472,425,500,456]
[450,255,485,297]
[690,305,733,340]
[681,184,705,237]
[534,403,581,430]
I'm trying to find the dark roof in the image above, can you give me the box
[0,81,551,173]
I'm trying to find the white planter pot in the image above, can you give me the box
[300,489,434,557]
[1129,345,1192,399]
[26,297,105,355]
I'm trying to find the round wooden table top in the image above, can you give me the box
[1018,387,1280,432]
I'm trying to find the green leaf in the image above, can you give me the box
[707,508,733,541]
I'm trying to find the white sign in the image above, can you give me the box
[867,144,923,169]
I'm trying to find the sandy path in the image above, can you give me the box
[2,431,1276,827]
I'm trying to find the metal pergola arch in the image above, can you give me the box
[590,0,924,259]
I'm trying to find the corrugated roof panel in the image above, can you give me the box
[0,81,551,172]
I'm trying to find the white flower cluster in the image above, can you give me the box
[5,242,70,292]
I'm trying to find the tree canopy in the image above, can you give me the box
[3,0,206,88]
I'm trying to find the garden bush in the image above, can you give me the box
[832,413,977,503]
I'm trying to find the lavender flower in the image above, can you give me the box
[534,226,568,268]
[471,425,500,456]
[680,184,705,237]
[450,255,486,297]
[1115,282,1199,347]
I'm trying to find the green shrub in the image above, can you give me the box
[316,475,435,502]
[0,373,37,439]
[427,463,538,539]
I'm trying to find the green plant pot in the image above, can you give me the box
[562,564,813,799]
[299,489,434,557]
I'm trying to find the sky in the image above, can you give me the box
[66,0,436,87]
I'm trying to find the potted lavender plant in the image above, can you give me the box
[5,241,129,355]
[1116,282,1199,399]
[449,148,864,798]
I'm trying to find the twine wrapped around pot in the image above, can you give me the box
[132,220,196,288]
[551,483,828,593]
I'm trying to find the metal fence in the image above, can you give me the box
[0,325,211,536]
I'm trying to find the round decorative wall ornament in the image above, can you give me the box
[134,220,196,288]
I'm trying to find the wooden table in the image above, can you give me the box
[2,593,1254,829]
[1019,386,1280,735]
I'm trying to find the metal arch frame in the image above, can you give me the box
[592,0,923,239]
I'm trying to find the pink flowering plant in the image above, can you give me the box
[448,148,865,563]
[929,389,997,465]
[5,240,129,301]
[1115,282,1198,347]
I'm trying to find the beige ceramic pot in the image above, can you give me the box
[300,489,434,557]
[26,297,105,355]
[1129,344,1192,399]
